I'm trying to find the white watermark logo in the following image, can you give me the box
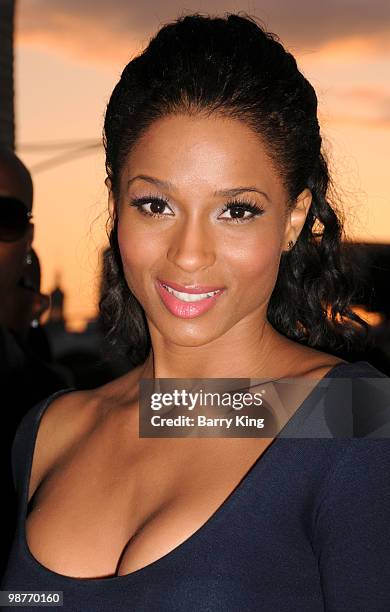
[150,388,265,411]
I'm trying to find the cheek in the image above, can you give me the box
[223,230,282,302]
[117,221,164,289]
[0,243,26,289]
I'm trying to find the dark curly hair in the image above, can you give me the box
[99,11,370,368]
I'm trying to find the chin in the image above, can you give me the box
[153,317,225,348]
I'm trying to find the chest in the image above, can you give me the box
[25,426,275,579]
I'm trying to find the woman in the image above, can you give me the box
[2,12,390,611]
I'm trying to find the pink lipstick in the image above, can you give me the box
[156,279,225,319]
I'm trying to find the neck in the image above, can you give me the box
[139,319,292,381]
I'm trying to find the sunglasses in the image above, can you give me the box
[0,196,33,242]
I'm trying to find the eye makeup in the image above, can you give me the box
[129,194,265,224]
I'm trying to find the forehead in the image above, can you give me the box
[123,114,284,199]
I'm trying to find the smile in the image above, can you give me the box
[162,284,222,302]
[156,280,225,319]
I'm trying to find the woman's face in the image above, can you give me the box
[112,113,311,347]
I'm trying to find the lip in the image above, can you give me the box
[155,280,225,319]
[158,279,225,294]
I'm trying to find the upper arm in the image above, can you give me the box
[28,389,95,503]
[312,440,390,610]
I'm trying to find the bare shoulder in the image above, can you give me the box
[291,346,347,379]
[32,364,144,494]
[273,334,347,379]
[30,365,144,502]
[29,387,99,499]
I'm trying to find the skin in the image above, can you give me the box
[109,112,334,381]
[24,113,345,579]
[0,150,34,327]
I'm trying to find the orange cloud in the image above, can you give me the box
[315,32,390,57]
[16,12,144,65]
[16,1,390,64]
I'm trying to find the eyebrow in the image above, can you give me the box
[127,174,271,202]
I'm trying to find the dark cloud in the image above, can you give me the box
[17,0,390,61]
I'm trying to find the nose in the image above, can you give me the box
[166,216,216,273]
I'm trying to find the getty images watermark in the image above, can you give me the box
[138,376,390,438]
[150,385,266,429]
[139,378,269,437]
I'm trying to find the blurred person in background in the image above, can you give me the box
[0,148,34,337]
[0,148,73,575]
[7,247,51,351]
[7,246,73,377]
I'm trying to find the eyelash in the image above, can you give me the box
[129,195,265,224]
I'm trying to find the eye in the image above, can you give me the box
[129,196,174,218]
[219,199,265,223]
[129,195,265,223]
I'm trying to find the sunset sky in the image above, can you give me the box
[13,0,390,330]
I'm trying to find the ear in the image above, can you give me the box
[105,177,117,222]
[25,222,34,253]
[282,188,312,251]
[35,292,50,318]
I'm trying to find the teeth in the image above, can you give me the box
[162,284,220,302]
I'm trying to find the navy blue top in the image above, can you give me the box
[2,360,390,611]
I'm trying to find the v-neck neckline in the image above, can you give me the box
[20,360,369,584]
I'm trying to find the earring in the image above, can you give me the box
[287,240,294,250]
[25,251,32,265]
